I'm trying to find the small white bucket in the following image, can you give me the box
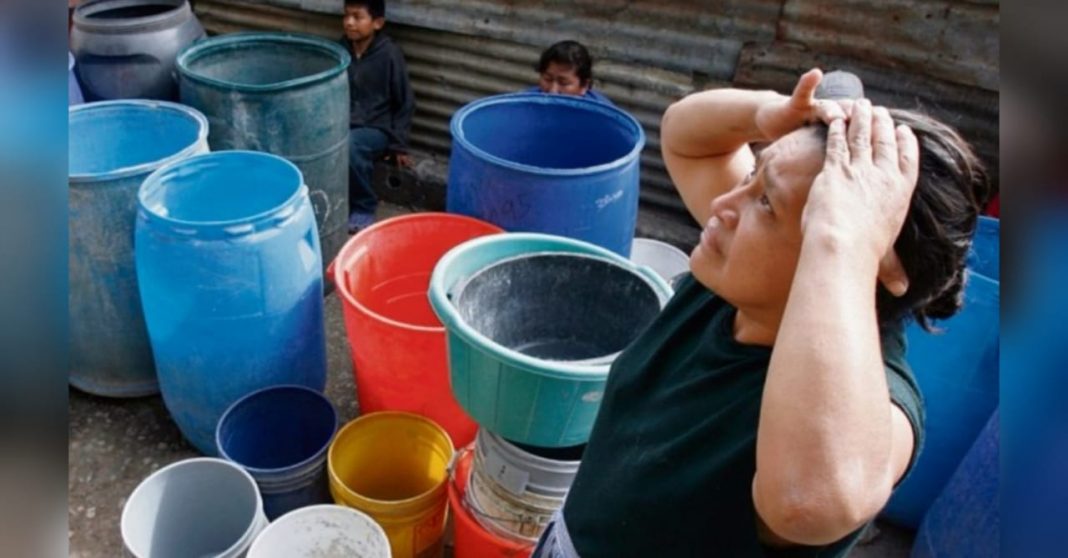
[630,238,690,284]
[247,504,391,558]
[121,457,267,558]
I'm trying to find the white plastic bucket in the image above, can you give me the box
[121,458,267,558]
[630,238,690,284]
[247,504,391,557]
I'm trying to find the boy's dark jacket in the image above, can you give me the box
[339,32,414,153]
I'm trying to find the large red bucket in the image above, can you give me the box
[449,449,536,558]
[330,213,501,448]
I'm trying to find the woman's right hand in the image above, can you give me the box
[754,68,853,141]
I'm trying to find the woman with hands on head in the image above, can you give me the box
[531,69,990,557]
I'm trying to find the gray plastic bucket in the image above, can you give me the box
[121,458,267,558]
[247,504,391,558]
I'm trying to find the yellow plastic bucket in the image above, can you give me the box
[328,412,454,558]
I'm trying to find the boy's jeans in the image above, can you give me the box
[348,126,389,215]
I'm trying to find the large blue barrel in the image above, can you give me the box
[135,151,327,455]
[882,269,1000,527]
[69,52,84,106]
[69,100,208,397]
[176,33,351,278]
[912,408,998,558]
[447,93,645,257]
[968,216,999,281]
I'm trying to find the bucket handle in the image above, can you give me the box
[447,445,542,543]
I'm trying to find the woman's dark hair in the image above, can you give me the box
[536,40,594,85]
[344,0,385,19]
[814,110,992,329]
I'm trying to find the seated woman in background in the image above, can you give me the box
[528,40,613,104]
[532,69,990,557]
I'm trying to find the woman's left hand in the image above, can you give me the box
[801,99,920,295]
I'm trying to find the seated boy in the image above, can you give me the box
[340,0,414,233]
[527,40,613,104]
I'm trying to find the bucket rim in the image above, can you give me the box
[215,384,338,477]
[332,212,503,334]
[328,411,454,511]
[429,233,673,379]
[68,100,209,183]
[120,457,264,558]
[73,0,191,32]
[248,504,390,557]
[136,150,307,232]
[177,31,352,93]
[449,92,646,177]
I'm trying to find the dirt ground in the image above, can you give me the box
[68,202,915,557]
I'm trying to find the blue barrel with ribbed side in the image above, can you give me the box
[135,151,327,455]
[882,269,1000,527]
[447,93,645,257]
[912,408,998,558]
[176,33,350,278]
[69,100,208,397]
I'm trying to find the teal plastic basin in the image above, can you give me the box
[429,233,672,447]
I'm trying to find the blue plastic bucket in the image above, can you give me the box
[217,385,338,520]
[136,151,327,454]
[69,100,208,397]
[447,93,645,257]
[882,270,1000,527]
[177,32,351,278]
[429,233,672,447]
[912,409,998,558]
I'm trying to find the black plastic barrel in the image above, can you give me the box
[177,33,351,278]
[71,0,205,101]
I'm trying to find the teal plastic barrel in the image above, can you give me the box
[68,100,208,397]
[429,234,672,447]
[177,32,351,279]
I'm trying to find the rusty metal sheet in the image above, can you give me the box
[734,41,999,189]
[780,0,999,91]
[194,0,702,217]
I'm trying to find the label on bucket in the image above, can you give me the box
[483,448,530,496]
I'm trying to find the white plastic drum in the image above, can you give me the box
[247,504,392,558]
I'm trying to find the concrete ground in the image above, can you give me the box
[68,201,915,557]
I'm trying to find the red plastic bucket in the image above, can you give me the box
[329,213,502,448]
[449,449,536,558]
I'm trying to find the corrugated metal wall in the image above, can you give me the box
[192,0,999,234]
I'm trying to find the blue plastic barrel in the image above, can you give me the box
[447,93,645,257]
[176,33,351,278]
[217,385,338,520]
[69,100,208,397]
[69,52,84,105]
[968,216,999,281]
[912,409,998,558]
[135,151,327,454]
[882,270,1000,527]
